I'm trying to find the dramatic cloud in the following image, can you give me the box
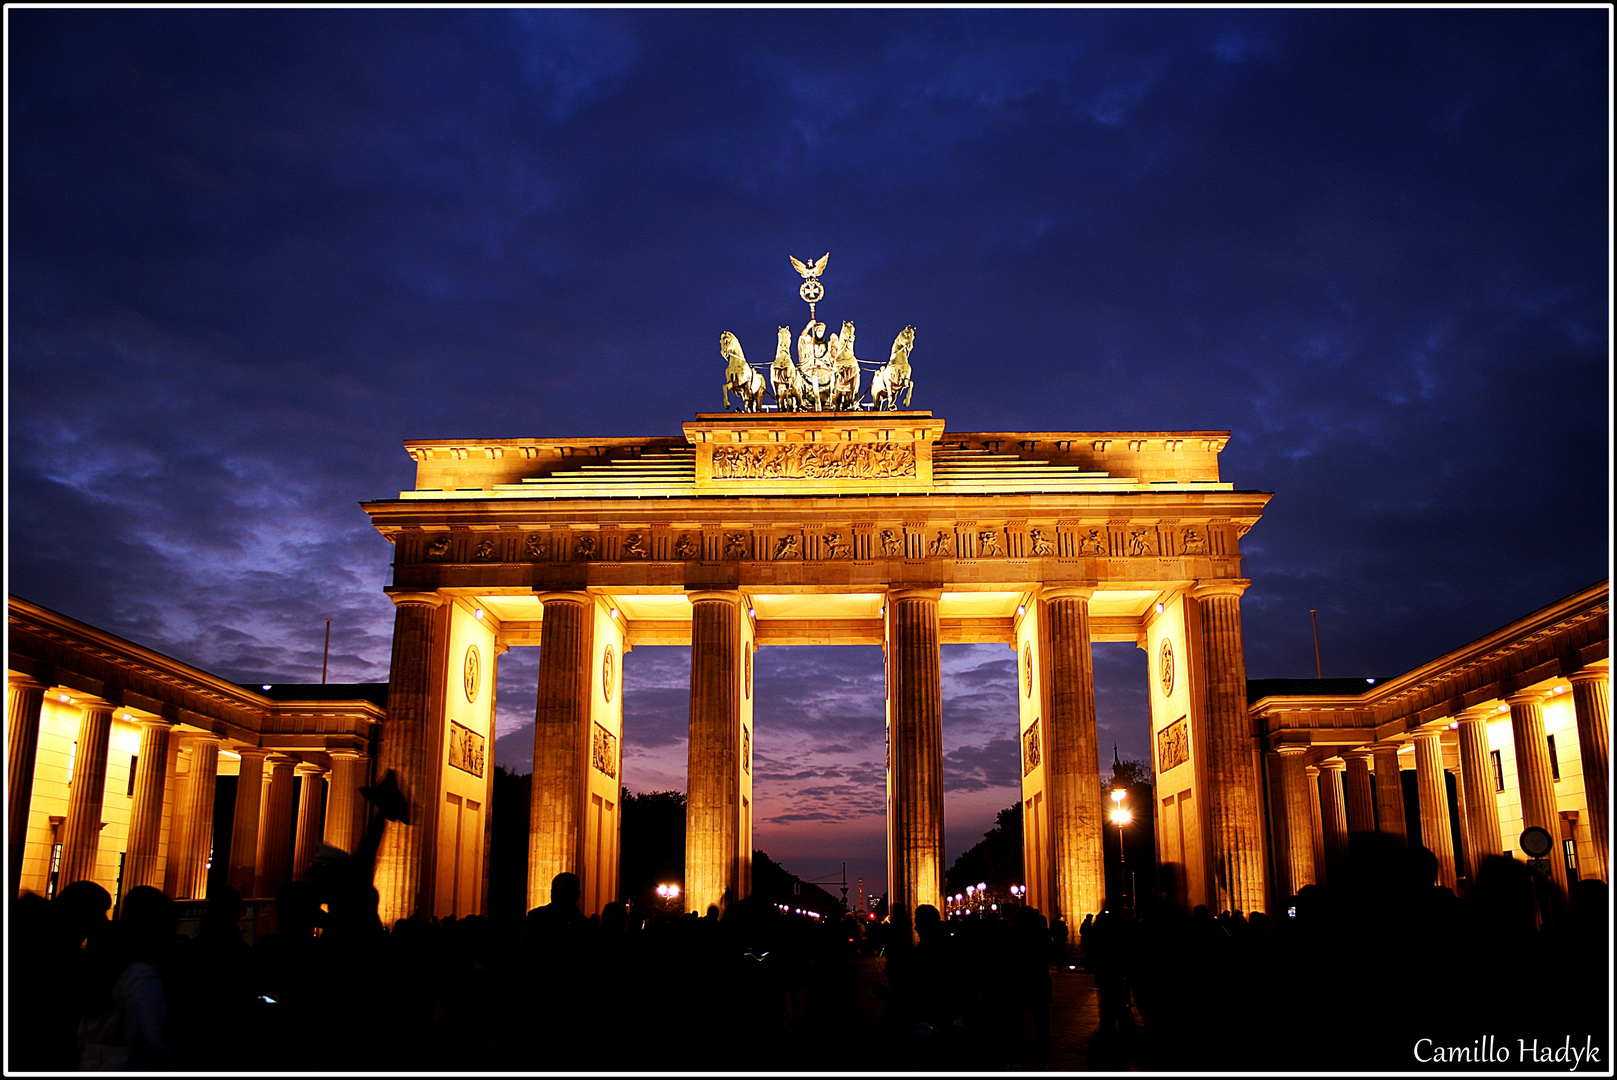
[9,9,1608,884]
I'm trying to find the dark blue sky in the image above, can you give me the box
[8,8,1609,885]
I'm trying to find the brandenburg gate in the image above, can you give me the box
[361,407,1271,929]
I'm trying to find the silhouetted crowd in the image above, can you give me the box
[7,830,1607,1072]
[1080,836,1610,1071]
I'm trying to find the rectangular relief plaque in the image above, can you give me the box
[1157,715,1189,773]
[592,723,618,779]
[1022,718,1042,777]
[448,720,486,778]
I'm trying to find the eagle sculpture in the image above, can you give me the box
[789,253,829,280]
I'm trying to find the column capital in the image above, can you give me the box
[133,714,175,731]
[235,745,271,762]
[293,761,325,778]
[265,752,299,768]
[889,587,943,604]
[536,590,592,607]
[1368,741,1404,754]
[327,748,368,762]
[182,731,223,748]
[1506,689,1548,707]
[1041,585,1095,602]
[1274,744,1310,757]
[1343,748,1375,762]
[386,589,445,609]
[1569,667,1610,688]
[1304,764,1321,777]
[1454,706,1495,724]
[8,673,50,693]
[1190,578,1250,600]
[1319,758,1346,772]
[1411,725,1444,742]
[685,589,744,605]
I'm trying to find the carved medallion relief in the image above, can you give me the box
[463,644,481,704]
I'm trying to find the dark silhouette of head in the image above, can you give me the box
[54,880,112,944]
[549,872,582,909]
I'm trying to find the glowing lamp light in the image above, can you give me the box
[262,685,272,691]
[58,694,73,703]
[1016,604,1026,617]
[473,608,484,619]
[1367,678,1377,685]
[748,607,756,618]
[609,607,619,620]
[1497,704,1509,713]
[977,882,986,892]
[1449,721,1459,730]
[1111,808,1133,826]
[1110,788,1127,804]
[1155,602,1165,614]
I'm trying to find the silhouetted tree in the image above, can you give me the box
[619,788,685,916]
[946,803,1023,896]
[750,850,845,917]
[489,767,531,918]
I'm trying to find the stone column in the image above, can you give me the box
[528,592,593,911]
[886,589,945,919]
[324,750,368,855]
[1275,746,1315,897]
[7,674,49,896]
[171,737,220,899]
[1042,587,1100,927]
[1318,760,1349,881]
[292,763,326,881]
[125,717,176,891]
[1344,753,1376,836]
[228,748,269,896]
[1568,669,1609,882]
[1455,709,1502,874]
[59,697,115,888]
[1372,744,1407,845]
[1508,691,1568,893]
[1191,580,1266,915]
[1413,729,1457,890]
[1305,765,1328,889]
[686,591,744,915]
[375,591,445,926]
[254,755,297,900]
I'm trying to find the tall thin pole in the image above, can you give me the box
[1310,609,1323,679]
[322,618,332,684]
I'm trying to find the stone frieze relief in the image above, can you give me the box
[710,442,916,480]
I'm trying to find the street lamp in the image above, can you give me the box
[655,883,681,914]
[1109,788,1132,911]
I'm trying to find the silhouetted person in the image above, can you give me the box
[78,885,177,1070]
[168,884,261,1069]
[513,872,594,1068]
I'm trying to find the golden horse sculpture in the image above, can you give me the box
[870,325,916,410]
[769,326,806,412]
[721,331,766,412]
[831,321,863,411]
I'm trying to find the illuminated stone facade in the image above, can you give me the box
[1251,580,1610,909]
[360,411,1271,927]
[7,598,381,906]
